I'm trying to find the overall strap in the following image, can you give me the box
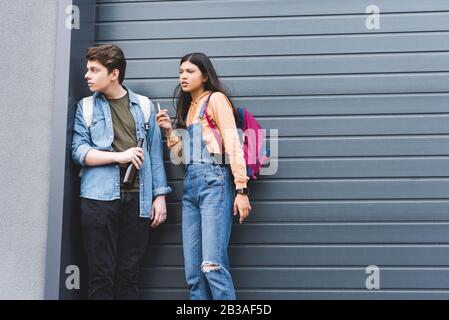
[202,93,224,152]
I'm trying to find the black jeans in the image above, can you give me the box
[80,191,149,300]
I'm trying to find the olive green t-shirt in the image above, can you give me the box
[107,92,140,192]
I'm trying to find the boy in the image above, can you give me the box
[71,45,171,299]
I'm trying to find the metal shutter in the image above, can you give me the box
[96,0,449,299]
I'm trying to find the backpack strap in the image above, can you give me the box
[82,96,94,128]
[136,94,151,132]
[136,94,156,154]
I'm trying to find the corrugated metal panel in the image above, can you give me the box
[95,0,449,299]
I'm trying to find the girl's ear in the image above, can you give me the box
[203,73,208,83]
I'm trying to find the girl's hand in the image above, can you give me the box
[156,109,173,130]
[233,194,251,224]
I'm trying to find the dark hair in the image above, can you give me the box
[173,52,236,129]
[86,45,126,84]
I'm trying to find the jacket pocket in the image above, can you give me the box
[90,116,106,143]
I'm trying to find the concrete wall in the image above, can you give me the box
[0,0,59,299]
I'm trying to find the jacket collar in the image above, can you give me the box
[93,85,141,106]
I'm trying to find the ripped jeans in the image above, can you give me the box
[182,163,236,300]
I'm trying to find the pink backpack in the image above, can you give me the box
[203,93,270,180]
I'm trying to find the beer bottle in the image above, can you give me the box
[123,138,144,186]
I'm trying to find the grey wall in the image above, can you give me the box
[0,0,59,299]
[95,0,449,299]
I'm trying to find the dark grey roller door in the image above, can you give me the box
[95,0,449,299]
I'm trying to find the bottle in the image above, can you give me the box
[123,138,144,186]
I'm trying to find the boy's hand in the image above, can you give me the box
[115,147,144,169]
[151,195,167,228]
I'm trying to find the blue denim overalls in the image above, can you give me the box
[181,100,236,300]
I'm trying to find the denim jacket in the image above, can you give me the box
[71,87,172,218]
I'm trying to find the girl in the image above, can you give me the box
[156,52,251,300]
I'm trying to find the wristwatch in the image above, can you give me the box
[236,187,249,195]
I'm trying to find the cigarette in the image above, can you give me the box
[157,102,161,113]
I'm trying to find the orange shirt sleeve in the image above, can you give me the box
[208,92,249,189]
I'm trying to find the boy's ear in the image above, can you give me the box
[110,68,120,81]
